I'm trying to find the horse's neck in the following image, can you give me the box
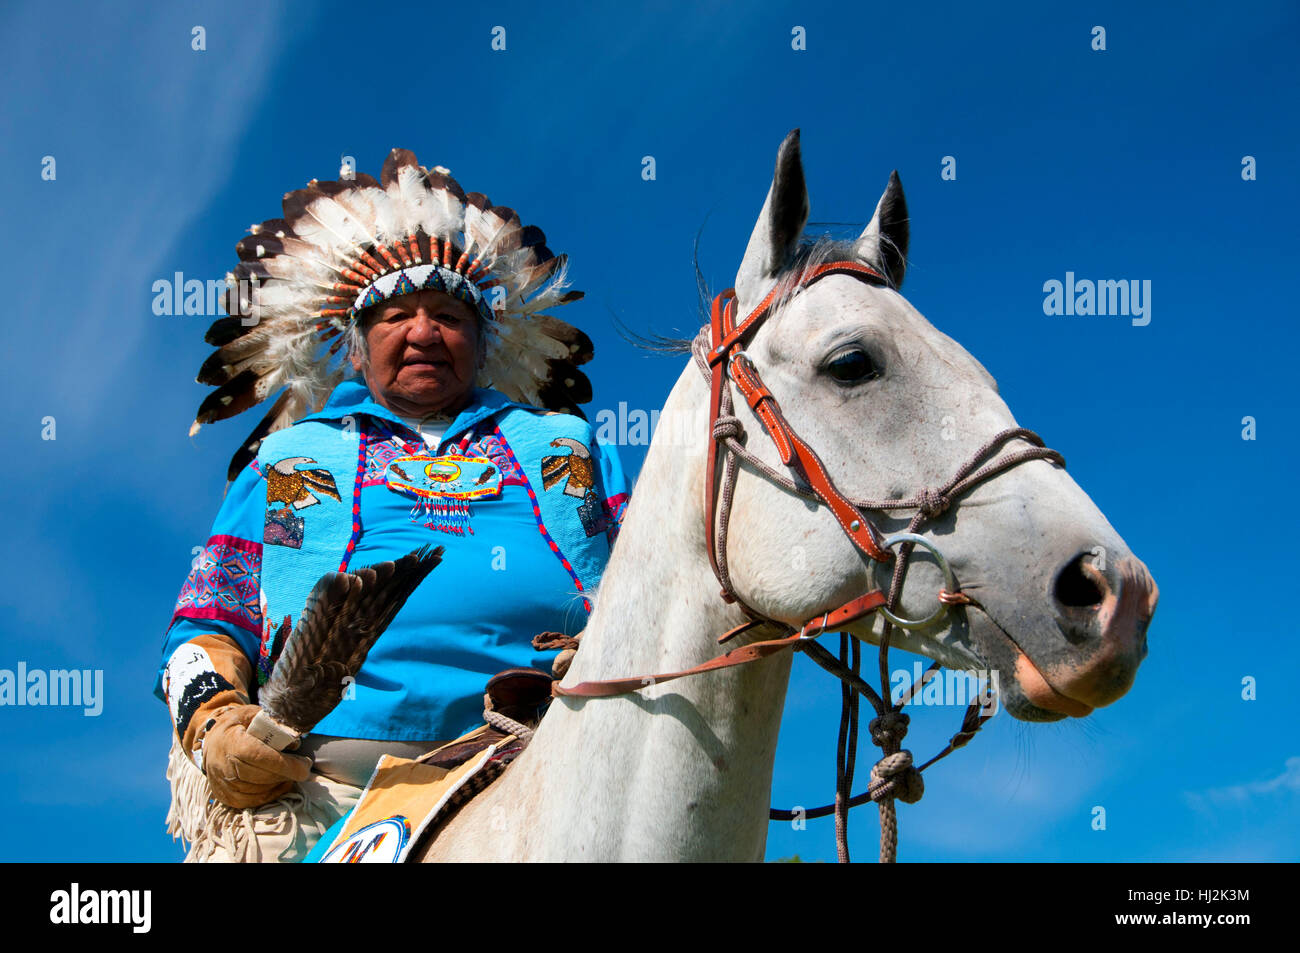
[427,368,794,861]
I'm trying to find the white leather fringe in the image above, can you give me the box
[165,734,361,863]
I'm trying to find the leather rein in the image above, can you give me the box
[554,259,1065,862]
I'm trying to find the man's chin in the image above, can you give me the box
[384,376,470,416]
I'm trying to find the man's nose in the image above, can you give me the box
[406,312,441,345]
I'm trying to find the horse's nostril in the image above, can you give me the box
[1054,554,1106,608]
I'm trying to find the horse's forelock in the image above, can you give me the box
[622,235,874,358]
[767,235,864,321]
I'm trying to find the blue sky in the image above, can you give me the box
[0,0,1296,861]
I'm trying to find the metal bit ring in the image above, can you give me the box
[878,533,959,630]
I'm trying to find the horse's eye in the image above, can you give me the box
[825,348,879,384]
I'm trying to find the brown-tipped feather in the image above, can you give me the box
[192,368,273,430]
[204,315,253,347]
[380,148,420,189]
[250,218,291,237]
[311,179,356,199]
[426,168,467,202]
[538,366,592,416]
[224,389,292,480]
[534,316,595,365]
[519,224,548,251]
[230,260,272,285]
[196,349,238,386]
[547,362,593,404]
[237,232,286,261]
[199,319,292,371]
[486,209,524,258]
[257,545,444,734]
[281,187,324,226]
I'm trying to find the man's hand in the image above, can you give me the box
[199,704,312,809]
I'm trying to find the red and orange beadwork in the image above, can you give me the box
[315,233,497,327]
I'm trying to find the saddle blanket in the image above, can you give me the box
[312,728,522,863]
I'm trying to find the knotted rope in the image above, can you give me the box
[483,706,535,743]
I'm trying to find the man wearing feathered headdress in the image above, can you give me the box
[154,150,630,862]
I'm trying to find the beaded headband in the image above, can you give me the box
[348,262,495,327]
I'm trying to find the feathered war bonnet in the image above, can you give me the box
[190,148,592,479]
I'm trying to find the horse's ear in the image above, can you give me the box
[734,129,809,306]
[855,170,908,289]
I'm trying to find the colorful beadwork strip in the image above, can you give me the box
[361,425,421,487]
[339,426,369,572]
[172,534,263,636]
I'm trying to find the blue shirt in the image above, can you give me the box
[155,378,630,742]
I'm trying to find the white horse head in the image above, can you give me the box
[719,130,1158,721]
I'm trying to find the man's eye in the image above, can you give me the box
[825,348,880,384]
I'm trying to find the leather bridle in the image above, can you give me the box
[555,259,1066,862]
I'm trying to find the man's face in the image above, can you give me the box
[351,289,481,418]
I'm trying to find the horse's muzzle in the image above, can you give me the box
[1023,554,1159,715]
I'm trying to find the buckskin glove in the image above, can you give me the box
[197,703,313,809]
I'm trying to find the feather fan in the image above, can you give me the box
[248,545,444,750]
